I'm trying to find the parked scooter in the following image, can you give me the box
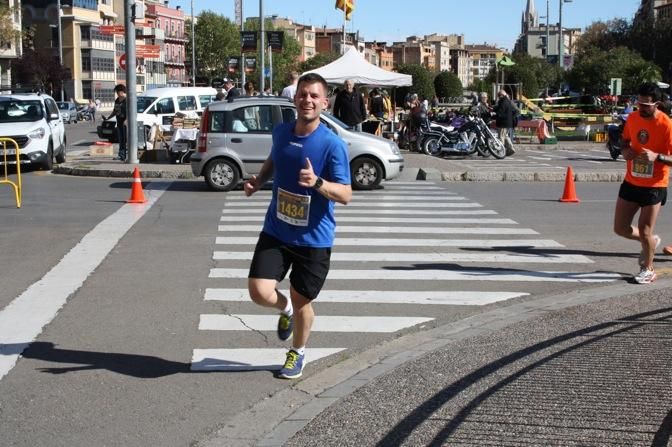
[77,105,95,122]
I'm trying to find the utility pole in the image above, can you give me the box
[191,0,196,86]
[57,0,64,101]
[124,0,138,164]
[240,0,245,88]
[546,0,550,61]
[259,0,264,92]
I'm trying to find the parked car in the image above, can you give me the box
[98,86,218,143]
[57,101,78,123]
[0,93,66,170]
[190,96,404,191]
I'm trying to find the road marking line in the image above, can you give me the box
[219,216,517,224]
[204,289,528,305]
[199,314,434,333]
[222,209,499,216]
[213,251,592,264]
[214,237,564,248]
[209,268,621,282]
[191,348,345,372]
[224,202,483,208]
[0,183,171,381]
[229,196,469,202]
[217,225,538,234]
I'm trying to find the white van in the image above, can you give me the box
[97,86,218,142]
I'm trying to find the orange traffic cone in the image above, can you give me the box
[559,166,580,203]
[127,167,147,203]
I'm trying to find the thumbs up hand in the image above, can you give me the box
[299,157,317,188]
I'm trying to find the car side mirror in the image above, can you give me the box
[49,113,59,121]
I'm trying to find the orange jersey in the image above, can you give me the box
[623,111,672,187]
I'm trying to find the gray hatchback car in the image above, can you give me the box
[190,96,404,191]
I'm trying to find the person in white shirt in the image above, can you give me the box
[280,71,299,99]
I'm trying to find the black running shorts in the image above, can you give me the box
[618,181,667,207]
[248,232,332,301]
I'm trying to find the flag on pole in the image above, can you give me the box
[335,0,354,20]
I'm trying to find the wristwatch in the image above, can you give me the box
[313,177,324,189]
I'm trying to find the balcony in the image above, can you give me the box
[139,27,165,40]
[73,0,97,10]
[164,31,187,42]
[164,57,185,66]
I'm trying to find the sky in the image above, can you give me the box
[169,0,642,51]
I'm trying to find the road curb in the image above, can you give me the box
[197,278,672,447]
[53,164,197,179]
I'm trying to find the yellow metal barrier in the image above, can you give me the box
[0,137,22,208]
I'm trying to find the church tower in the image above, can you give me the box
[522,0,539,32]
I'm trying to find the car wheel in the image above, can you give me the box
[351,156,383,190]
[204,158,240,192]
[42,144,54,170]
[55,137,66,163]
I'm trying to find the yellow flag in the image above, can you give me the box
[335,0,354,20]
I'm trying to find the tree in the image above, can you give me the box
[394,64,434,106]
[0,4,20,46]
[467,78,490,95]
[433,71,462,101]
[565,46,661,94]
[11,50,69,94]
[186,11,240,81]
[299,52,340,72]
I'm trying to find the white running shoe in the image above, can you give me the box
[639,235,661,267]
[634,267,657,284]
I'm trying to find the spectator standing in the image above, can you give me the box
[333,79,367,131]
[224,78,241,99]
[381,90,392,120]
[281,71,299,99]
[243,73,352,379]
[368,88,385,119]
[88,98,97,125]
[214,91,226,101]
[102,84,128,161]
[475,92,492,120]
[244,80,256,97]
[493,89,516,156]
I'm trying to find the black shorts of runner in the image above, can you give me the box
[248,232,332,301]
[618,181,667,207]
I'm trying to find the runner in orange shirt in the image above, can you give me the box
[613,82,672,284]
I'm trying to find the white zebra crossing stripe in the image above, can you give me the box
[209,268,622,282]
[214,237,564,248]
[199,314,434,332]
[212,251,592,263]
[227,195,469,202]
[222,209,499,215]
[204,289,529,305]
[219,216,517,224]
[190,348,345,372]
[218,225,538,234]
[223,202,483,208]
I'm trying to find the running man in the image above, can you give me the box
[244,73,352,379]
[614,82,672,284]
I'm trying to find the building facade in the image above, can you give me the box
[269,17,316,62]
[0,0,22,91]
[465,44,504,82]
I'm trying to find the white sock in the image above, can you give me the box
[291,346,305,356]
[280,293,293,317]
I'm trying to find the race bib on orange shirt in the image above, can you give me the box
[277,188,311,227]
[631,156,654,178]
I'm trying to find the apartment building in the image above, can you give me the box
[449,47,471,88]
[22,0,117,104]
[0,0,21,91]
[269,17,315,62]
[315,27,362,55]
[391,36,435,71]
[654,0,672,18]
[465,43,504,81]
[364,41,393,71]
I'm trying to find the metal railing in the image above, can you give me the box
[0,137,22,208]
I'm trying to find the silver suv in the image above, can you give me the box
[190,96,404,191]
[0,93,66,170]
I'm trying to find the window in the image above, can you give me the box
[81,50,91,71]
[81,26,91,41]
[177,95,197,111]
[281,107,296,123]
[199,95,215,108]
[230,105,273,133]
[155,97,175,114]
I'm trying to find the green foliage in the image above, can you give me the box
[467,78,490,94]
[299,52,340,72]
[433,71,462,100]
[0,5,20,46]
[566,46,661,94]
[12,50,69,92]
[499,53,561,97]
[394,64,434,106]
[186,11,240,80]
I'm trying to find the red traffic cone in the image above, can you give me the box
[127,167,147,203]
[559,166,580,203]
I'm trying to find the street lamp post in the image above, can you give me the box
[191,0,196,86]
[558,0,572,70]
[259,0,264,93]
[57,0,64,101]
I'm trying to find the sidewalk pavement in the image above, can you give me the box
[199,279,672,447]
[54,140,625,182]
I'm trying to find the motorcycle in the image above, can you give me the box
[472,114,507,159]
[419,113,485,157]
[606,113,628,160]
[77,105,95,121]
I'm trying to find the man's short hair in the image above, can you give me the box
[297,73,329,96]
[290,71,299,81]
[638,82,661,102]
[114,84,126,93]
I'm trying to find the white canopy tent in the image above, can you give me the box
[302,47,412,87]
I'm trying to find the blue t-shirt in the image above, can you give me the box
[262,122,351,247]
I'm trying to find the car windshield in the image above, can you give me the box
[56,102,73,110]
[321,112,350,129]
[137,96,157,113]
[0,99,45,122]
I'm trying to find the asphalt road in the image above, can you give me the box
[1,171,670,446]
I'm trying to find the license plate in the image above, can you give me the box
[172,142,190,152]
[102,129,113,135]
